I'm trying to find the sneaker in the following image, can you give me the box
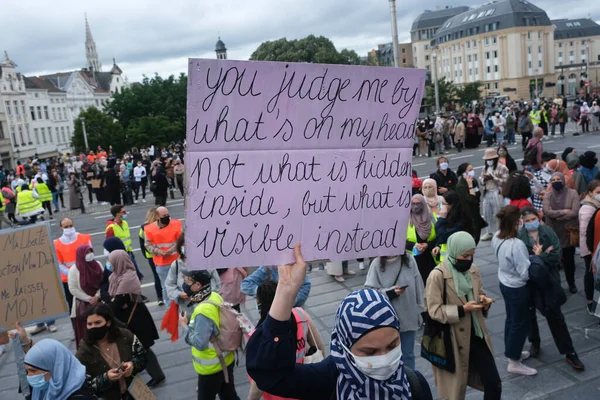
[134,200,138,204]
[334,275,345,283]
[142,199,147,203]
[520,350,531,361]
[28,325,47,335]
[507,361,538,376]
[157,299,165,306]
[48,325,58,333]
[141,295,150,303]
[480,233,493,241]
[587,303,595,315]
[344,270,356,276]
[358,262,365,270]
[565,353,585,371]
[529,342,540,358]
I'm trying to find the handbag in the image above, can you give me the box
[76,298,91,317]
[420,269,455,373]
[565,224,579,248]
[303,317,324,364]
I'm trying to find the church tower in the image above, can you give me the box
[215,37,227,60]
[85,14,102,71]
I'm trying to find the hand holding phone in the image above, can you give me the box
[394,285,408,295]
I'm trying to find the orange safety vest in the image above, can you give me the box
[144,219,182,266]
[54,233,92,282]
[248,308,309,400]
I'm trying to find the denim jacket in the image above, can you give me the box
[241,266,311,307]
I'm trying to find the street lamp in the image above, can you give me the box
[388,0,401,68]
[432,52,441,113]
[80,117,89,151]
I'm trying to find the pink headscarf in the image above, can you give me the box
[422,178,440,213]
[108,250,142,300]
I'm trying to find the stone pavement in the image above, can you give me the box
[1,238,600,399]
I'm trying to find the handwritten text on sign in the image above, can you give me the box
[186,59,425,269]
[0,225,68,330]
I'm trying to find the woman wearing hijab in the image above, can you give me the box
[246,245,433,400]
[365,253,425,371]
[69,244,103,348]
[76,303,147,400]
[546,159,576,190]
[108,250,165,388]
[421,178,443,215]
[492,206,538,376]
[544,172,581,293]
[479,148,509,241]
[456,163,487,244]
[15,336,96,399]
[425,232,500,399]
[405,194,438,284]
[100,237,127,303]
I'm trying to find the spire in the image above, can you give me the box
[2,51,17,67]
[85,13,102,72]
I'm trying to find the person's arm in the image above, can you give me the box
[209,269,222,292]
[513,241,531,282]
[542,194,563,219]
[240,267,268,297]
[248,381,264,400]
[105,225,115,239]
[144,235,162,255]
[540,228,562,266]
[129,335,148,375]
[491,165,508,187]
[536,142,543,167]
[68,268,93,302]
[165,262,182,302]
[183,314,218,351]
[413,257,425,317]
[560,191,580,220]
[425,270,462,324]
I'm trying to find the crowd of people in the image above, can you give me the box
[2,95,600,400]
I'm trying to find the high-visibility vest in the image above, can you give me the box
[529,110,541,125]
[145,219,182,266]
[16,190,42,215]
[105,220,133,251]
[0,191,4,212]
[139,223,152,259]
[54,233,92,282]
[438,243,449,265]
[406,215,438,244]
[189,292,235,376]
[34,183,52,202]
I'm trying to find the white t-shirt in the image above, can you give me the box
[133,165,147,182]
[73,161,83,173]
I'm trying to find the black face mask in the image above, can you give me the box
[87,324,109,342]
[182,283,195,297]
[160,216,170,226]
[454,258,473,273]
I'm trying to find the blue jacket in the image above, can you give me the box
[527,255,566,316]
[241,266,311,307]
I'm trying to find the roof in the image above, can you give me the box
[552,18,600,40]
[23,76,63,93]
[434,0,551,45]
[411,6,470,31]
[38,69,112,94]
[215,38,227,52]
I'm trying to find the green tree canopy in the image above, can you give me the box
[425,77,458,110]
[456,81,482,105]
[102,73,187,148]
[72,107,125,154]
[250,35,361,65]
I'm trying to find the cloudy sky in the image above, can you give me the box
[2,0,597,82]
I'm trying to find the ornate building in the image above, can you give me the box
[85,14,102,72]
[216,38,227,60]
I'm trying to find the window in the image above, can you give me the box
[559,43,563,48]
[528,61,532,68]
[425,55,429,61]
[36,106,42,119]
[570,41,574,46]
[424,44,429,50]
[570,50,574,57]
[493,50,498,58]
[5,101,11,116]
[582,49,586,55]
[494,82,499,89]
[486,83,491,90]
[18,126,24,144]
[467,41,471,49]
[485,8,495,17]
[494,65,498,72]
[492,36,497,44]
[528,46,531,54]
[52,108,56,120]
[34,128,39,144]
[492,22,498,31]
[29,106,35,120]
[474,54,478,61]
[25,124,31,143]
[63,107,67,118]
[528,32,531,40]
[477,11,486,19]
[468,55,472,62]
[475,67,479,74]
[55,127,59,143]
[559,51,563,58]
[538,31,542,39]
[538,46,542,53]
[485,24,489,33]
[458,56,461,63]
[468,14,476,21]
[43,106,49,119]
[487,66,491,73]
[10,127,16,144]
[61,127,66,142]
[48,127,53,142]
[13,101,19,116]
[485,37,489,45]
[574,21,581,27]
[566,22,573,27]
[469,68,472,75]
[20,101,25,115]
[41,127,46,144]
[538,60,542,67]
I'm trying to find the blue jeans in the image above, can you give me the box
[156,265,171,306]
[51,192,59,210]
[506,128,516,144]
[400,330,416,371]
[499,282,530,360]
[37,320,55,328]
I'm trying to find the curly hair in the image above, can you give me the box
[502,172,531,200]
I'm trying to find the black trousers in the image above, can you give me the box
[197,363,239,400]
[529,306,575,355]
[562,246,576,287]
[63,281,73,314]
[584,255,594,302]
[41,200,52,216]
[469,335,502,400]
[521,131,532,151]
[146,348,165,381]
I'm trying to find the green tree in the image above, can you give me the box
[72,107,125,154]
[456,81,482,105]
[103,73,187,147]
[425,77,458,110]
[250,35,360,65]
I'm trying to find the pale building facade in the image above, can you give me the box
[432,0,555,100]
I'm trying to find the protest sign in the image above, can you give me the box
[0,224,69,331]
[186,59,426,269]
[128,376,157,400]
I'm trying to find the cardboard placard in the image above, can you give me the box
[0,224,69,331]
[91,179,102,189]
[128,376,157,400]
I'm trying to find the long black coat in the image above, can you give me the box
[110,295,159,349]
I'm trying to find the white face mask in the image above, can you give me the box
[103,249,110,258]
[63,227,76,237]
[343,342,403,381]
[85,253,95,262]
[594,194,600,203]
[486,160,495,167]
[463,170,475,178]
[439,162,449,171]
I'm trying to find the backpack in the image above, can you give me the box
[524,143,538,165]
[519,116,528,130]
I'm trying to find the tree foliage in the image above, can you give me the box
[250,35,361,65]
[72,107,125,154]
[456,81,482,104]
[102,73,187,148]
[425,77,458,110]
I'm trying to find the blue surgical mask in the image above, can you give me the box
[122,214,128,220]
[524,220,540,231]
[27,373,49,389]
[105,262,112,272]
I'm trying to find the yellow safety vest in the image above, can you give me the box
[34,183,52,202]
[406,215,438,244]
[17,190,42,215]
[529,110,541,125]
[0,192,5,212]
[139,224,152,259]
[189,292,235,376]
[105,220,132,251]
[439,243,448,265]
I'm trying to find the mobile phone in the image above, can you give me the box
[116,362,125,372]
[480,298,495,305]
[399,285,409,290]
[181,311,185,317]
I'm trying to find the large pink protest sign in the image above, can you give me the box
[185,59,426,269]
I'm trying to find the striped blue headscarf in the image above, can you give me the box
[330,289,412,400]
